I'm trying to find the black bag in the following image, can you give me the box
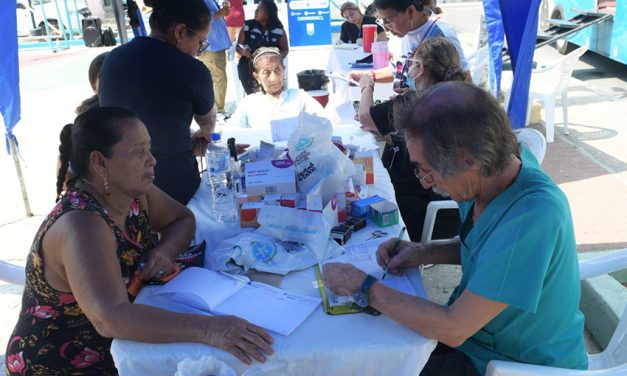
[102,27,116,47]
[83,26,103,47]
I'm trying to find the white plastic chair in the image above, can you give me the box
[420,129,547,244]
[527,45,588,143]
[0,260,25,286]
[486,249,627,376]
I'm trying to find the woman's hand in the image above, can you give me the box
[359,73,375,92]
[346,70,366,84]
[138,248,177,281]
[205,316,274,364]
[375,238,424,275]
[322,262,366,296]
[239,45,252,58]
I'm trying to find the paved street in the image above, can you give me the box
[1,0,626,364]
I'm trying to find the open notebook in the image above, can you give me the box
[148,267,320,336]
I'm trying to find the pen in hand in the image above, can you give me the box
[382,227,406,280]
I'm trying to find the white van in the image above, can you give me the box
[16,0,91,36]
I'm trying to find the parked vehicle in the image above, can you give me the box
[541,0,625,65]
[16,0,92,37]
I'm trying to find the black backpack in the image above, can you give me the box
[102,27,117,47]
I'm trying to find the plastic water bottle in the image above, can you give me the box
[206,133,237,222]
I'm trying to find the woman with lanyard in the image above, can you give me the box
[236,0,289,94]
[346,0,467,92]
[338,2,387,44]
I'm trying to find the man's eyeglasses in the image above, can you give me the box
[186,27,209,56]
[376,13,402,27]
[414,166,434,184]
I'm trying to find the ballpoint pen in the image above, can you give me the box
[381,226,406,280]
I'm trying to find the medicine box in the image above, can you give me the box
[240,202,265,228]
[353,152,374,184]
[369,200,399,227]
[244,159,297,196]
[351,195,385,218]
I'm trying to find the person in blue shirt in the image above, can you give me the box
[200,0,233,113]
[323,82,588,375]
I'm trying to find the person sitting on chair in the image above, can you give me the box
[236,0,289,94]
[358,37,466,242]
[323,82,588,375]
[228,47,324,130]
[5,107,274,375]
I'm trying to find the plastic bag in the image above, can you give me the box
[288,113,355,200]
[207,231,343,275]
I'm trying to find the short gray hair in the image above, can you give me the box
[393,82,518,177]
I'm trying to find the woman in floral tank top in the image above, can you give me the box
[5,106,273,375]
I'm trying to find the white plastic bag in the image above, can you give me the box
[288,112,355,200]
[208,231,343,275]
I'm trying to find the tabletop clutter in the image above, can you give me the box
[203,112,399,277]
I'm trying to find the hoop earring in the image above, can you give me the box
[104,176,110,196]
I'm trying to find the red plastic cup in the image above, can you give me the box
[362,24,377,53]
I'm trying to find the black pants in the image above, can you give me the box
[237,57,256,95]
[421,342,481,376]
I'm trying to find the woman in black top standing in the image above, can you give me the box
[236,0,289,94]
[339,2,387,44]
[99,0,216,205]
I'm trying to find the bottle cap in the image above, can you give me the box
[210,133,221,142]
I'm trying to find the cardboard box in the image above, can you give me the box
[244,159,297,196]
[351,195,385,218]
[240,202,265,228]
[280,193,299,208]
[353,152,374,184]
[369,200,399,227]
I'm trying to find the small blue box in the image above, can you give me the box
[351,195,385,218]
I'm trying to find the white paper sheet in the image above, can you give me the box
[320,240,417,306]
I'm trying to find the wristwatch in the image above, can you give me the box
[351,274,378,308]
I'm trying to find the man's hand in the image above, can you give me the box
[322,262,366,296]
[346,70,367,84]
[375,238,423,275]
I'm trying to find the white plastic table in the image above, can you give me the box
[110,128,437,376]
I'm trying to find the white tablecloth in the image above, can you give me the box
[110,128,437,375]
[326,47,395,102]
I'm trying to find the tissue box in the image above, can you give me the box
[369,200,399,227]
[351,195,385,218]
[245,159,297,196]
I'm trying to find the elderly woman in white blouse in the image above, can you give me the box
[228,47,324,129]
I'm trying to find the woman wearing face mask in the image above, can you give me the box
[358,37,467,242]
[347,0,467,92]
[99,0,217,205]
[228,47,324,129]
[338,2,387,44]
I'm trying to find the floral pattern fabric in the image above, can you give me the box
[5,188,157,375]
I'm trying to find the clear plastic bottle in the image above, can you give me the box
[206,133,237,222]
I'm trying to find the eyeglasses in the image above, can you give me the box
[186,27,209,56]
[376,12,402,27]
[413,166,434,184]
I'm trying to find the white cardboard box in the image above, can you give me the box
[245,159,297,196]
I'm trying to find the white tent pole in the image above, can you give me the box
[9,137,33,217]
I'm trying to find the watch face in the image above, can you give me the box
[351,291,369,308]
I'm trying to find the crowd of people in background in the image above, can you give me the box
[5,0,590,375]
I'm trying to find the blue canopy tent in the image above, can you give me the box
[483,0,541,129]
[1,1,32,216]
